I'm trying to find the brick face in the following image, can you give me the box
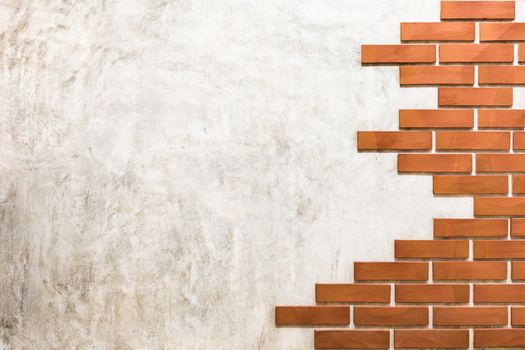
[276,1,525,347]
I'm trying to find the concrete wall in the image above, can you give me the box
[5,0,523,349]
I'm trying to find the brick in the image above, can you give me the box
[441,1,515,20]
[512,219,525,237]
[479,66,525,85]
[475,284,525,303]
[395,284,469,303]
[434,218,508,238]
[394,330,469,349]
[395,240,468,259]
[315,330,390,349]
[433,261,507,281]
[357,131,431,151]
[477,154,525,173]
[475,197,525,216]
[398,154,472,174]
[475,329,525,348]
[433,307,507,327]
[481,23,525,42]
[401,22,474,42]
[400,66,474,86]
[315,284,390,303]
[512,262,525,281]
[512,307,525,326]
[514,132,525,151]
[399,109,473,129]
[354,306,428,326]
[475,240,525,259]
[354,262,428,282]
[433,176,507,195]
[440,44,513,63]
[478,110,525,129]
[435,131,509,150]
[274,306,349,326]
[438,88,512,107]
[521,44,525,64]
[513,176,525,195]
[361,45,436,64]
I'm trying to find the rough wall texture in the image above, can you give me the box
[0,1,501,349]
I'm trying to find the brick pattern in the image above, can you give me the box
[276,1,525,348]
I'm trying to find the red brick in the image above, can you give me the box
[395,284,469,303]
[512,307,525,326]
[275,306,349,326]
[475,284,525,303]
[433,176,507,195]
[477,154,525,172]
[480,66,525,85]
[354,262,428,282]
[514,132,525,151]
[315,330,390,349]
[434,218,508,238]
[433,261,507,281]
[441,1,515,20]
[357,131,432,151]
[475,197,525,216]
[513,176,525,195]
[521,44,525,63]
[400,66,473,85]
[315,284,390,303]
[394,330,469,349]
[354,306,428,326]
[395,240,468,259]
[433,307,507,327]
[398,154,472,174]
[436,131,509,150]
[475,240,525,259]
[401,22,474,42]
[399,109,473,129]
[438,88,512,107]
[481,22,525,42]
[440,44,513,63]
[512,262,525,281]
[478,110,525,129]
[512,218,525,237]
[362,45,436,64]
[475,329,525,348]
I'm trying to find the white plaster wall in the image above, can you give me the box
[4,0,524,349]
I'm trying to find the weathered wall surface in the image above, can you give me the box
[3,0,513,349]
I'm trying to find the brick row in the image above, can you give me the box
[433,175,508,195]
[434,218,508,238]
[399,109,473,129]
[440,1,515,20]
[357,131,431,151]
[361,45,435,64]
[401,22,474,42]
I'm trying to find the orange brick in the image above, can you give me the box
[477,154,525,172]
[401,22,474,42]
[433,261,507,281]
[395,284,469,303]
[395,240,468,259]
[433,176,507,195]
[315,330,390,349]
[400,66,474,85]
[475,197,525,216]
[357,131,432,151]
[514,132,525,151]
[479,66,525,85]
[394,330,469,349]
[361,45,436,64]
[513,176,525,195]
[398,154,472,174]
[354,262,428,282]
[434,218,508,238]
[440,44,513,63]
[475,284,525,303]
[399,109,473,129]
[475,240,525,259]
[512,307,525,326]
[434,307,507,327]
[315,284,390,303]
[512,262,525,281]
[436,131,509,150]
[275,306,349,326]
[438,88,512,107]
[512,218,525,237]
[481,22,525,42]
[478,110,525,129]
[521,44,525,63]
[354,306,428,327]
[441,1,515,20]
[475,329,525,348]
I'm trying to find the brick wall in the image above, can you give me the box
[275,1,525,348]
